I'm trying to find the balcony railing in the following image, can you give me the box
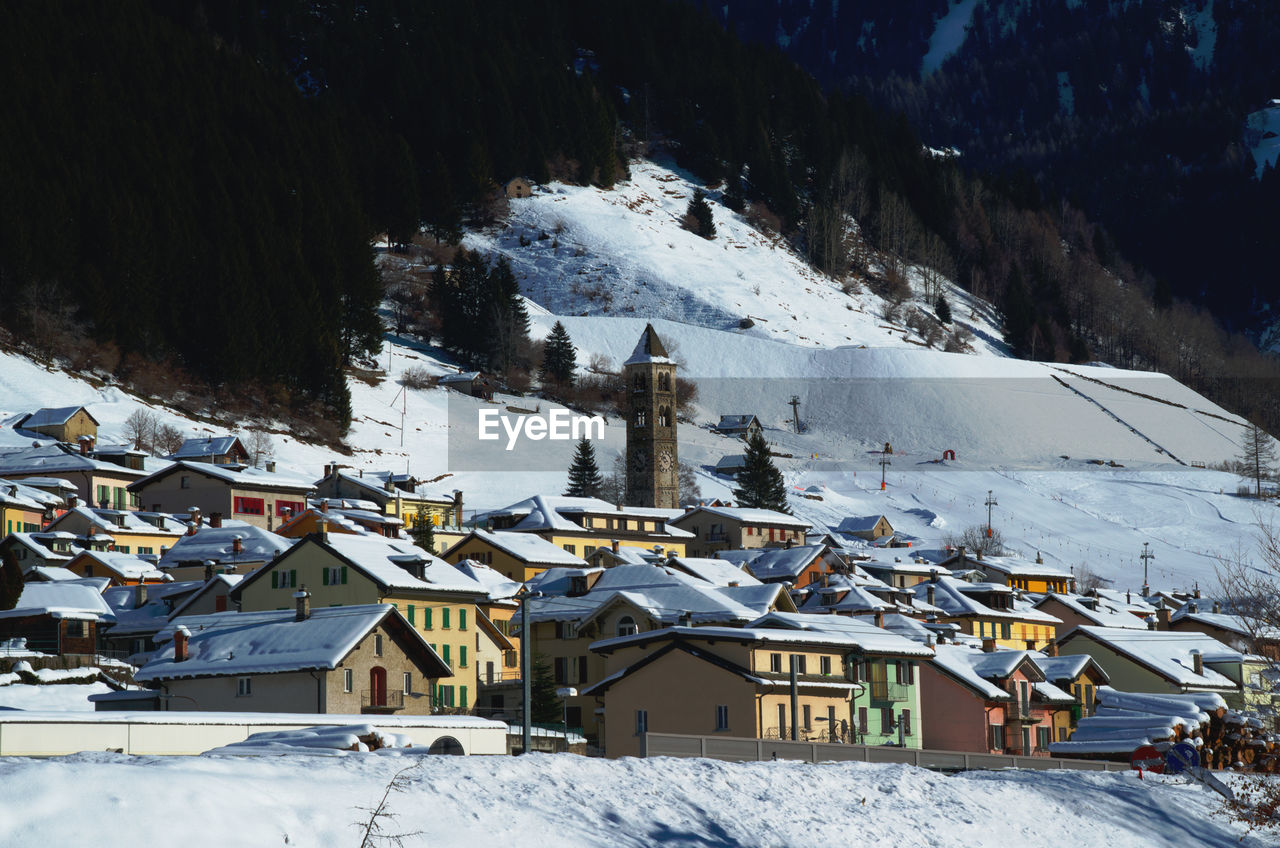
[479,670,522,685]
[707,532,728,542]
[361,690,404,712]
[869,681,909,702]
[1005,700,1033,721]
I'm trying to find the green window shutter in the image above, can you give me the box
[341,566,348,584]
[425,607,433,629]
[443,644,451,666]
[460,646,467,667]
[443,608,451,629]
[460,686,468,709]
[291,570,297,588]
[459,609,467,631]
[322,569,330,586]
[271,571,278,589]
[408,605,416,626]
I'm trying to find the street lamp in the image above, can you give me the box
[555,686,577,750]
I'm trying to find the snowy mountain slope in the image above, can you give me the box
[0,750,1264,847]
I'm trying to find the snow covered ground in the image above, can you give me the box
[0,751,1264,847]
[0,683,108,712]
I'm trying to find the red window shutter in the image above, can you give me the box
[858,707,868,734]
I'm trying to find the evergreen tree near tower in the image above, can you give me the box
[684,189,716,239]
[565,437,604,498]
[733,430,789,512]
[540,321,577,388]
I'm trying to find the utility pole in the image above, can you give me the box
[1140,543,1154,596]
[788,396,802,434]
[518,589,534,755]
[879,452,891,491]
[985,490,998,538]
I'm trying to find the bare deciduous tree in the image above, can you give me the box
[122,408,160,452]
[245,428,275,469]
[945,524,1007,559]
[153,424,185,457]
[1238,422,1278,499]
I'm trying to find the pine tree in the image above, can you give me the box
[685,189,716,239]
[410,507,437,554]
[564,437,603,498]
[0,548,24,611]
[540,320,577,387]
[1238,422,1279,499]
[529,654,561,724]
[733,430,789,512]
[936,295,952,324]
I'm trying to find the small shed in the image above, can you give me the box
[438,372,492,400]
[504,178,533,199]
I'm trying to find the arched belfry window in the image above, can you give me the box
[658,372,670,392]
[635,409,647,427]
[658,406,670,427]
[633,373,647,392]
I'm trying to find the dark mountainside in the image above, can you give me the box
[1,0,1277,437]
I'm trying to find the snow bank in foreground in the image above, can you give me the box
[0,752,1263,846]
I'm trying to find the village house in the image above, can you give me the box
[134,601,451,715]
[721,544,846,588]
[157,519,292,581]
[910,575,1061,650]
[437,371,493,400]
[836,515,896,546]
[167,435,250,466]
[63,549,167,586]
[921,642,1075,755]
[1056,626,1245,706]
[90,443,148,471]
[128,460,312,531]
[0,443,147,512]
[1,531,74,572]
[231,532,490,711]
[954,552,1074,594]
[100,580,205,661]
[0,579,114,657]
[44,505,185,557]
[713,454,747,477]
[312,466,463,538]
[276,502,404,541]
[167,574,243,619]
[1033,593,1150,632]
[441,528,587,583]
[669,505,811,558]
[14,406,99,445]
[520,562,796,739]
[0,478,63,537]
[475,495,691,559]
[584,612,931,759]
[714,414,763,440]
[858,556,941,589]
[1029,650,1111,739]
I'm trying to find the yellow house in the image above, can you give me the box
[232,532,489,712]
[477,495,691,559]
[911,576,1061,650]
[0,478,62,537]
[63,549,167,586]
[45,506,184,557]
[668,505,811,558]
[441,528,588,583]
[584,621,931,759]
[969,553,1073,594]
[312,466,463,530]
[18,406,99,445]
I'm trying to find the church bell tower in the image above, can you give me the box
[624,324,679,509]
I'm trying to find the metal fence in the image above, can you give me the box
[640,733,1127,772]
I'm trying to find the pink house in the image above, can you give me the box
[920,641,1074,755]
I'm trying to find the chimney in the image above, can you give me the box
[1044,641,1057,657]
[1213,600,1221,614]
[1188,601,1198,614]
[976,550,983,561]
[78,435,91,455]
[232,535,244,555]
[821,572,829,588]
[678,610,693,627]
[190,507,202,527]
[316,516,328,542]
[295,586,311,621]
[1194,587,1201,599]
[1035,551,1043,565]
[173,626,190,662]
[135,583,148,609]
[265,460,276,473]
[204,560,215,581]
[319,499,329,513]
[927,584,936,607]
[957,545,966,565]
[1146,616,1157,630]
[982,637,996,653]
[210,512,223,529]
[1156,606,1171,630]
[874,610,884,628]
[1190,648,1203,677]
[67,494,78,510]
[611,539,620,553]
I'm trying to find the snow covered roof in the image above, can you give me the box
[167,574,245,620]
[48,505,184,538]
[836,515,889,534]
[68,550,167,581]
[665,556,759,587]
[1170,604,1275,639]
[0,579,114,622]
[20,406,96,429]
[715,415,759,431]
[317,534,487,596]
[622,323,674,366]
[159,523,292,569]
[798,582,893,614]
[131,460,312,492]
[450,559,523,602]
[1035,593,1149,629]
[135,604,446,682]
[0,477,63,510]
[1060,626,1243,690]
[973,555,1072,578]
[738,545,826,581]
[714,454,747,473]
[1029,652,1110,685]
[104,580,205,635]
[590,619,929,656]
[523,565,604,597]
[747,612,935,656]
[438,371,482,384]
[461,528,587,566]
[169,436,244,460]
[0,443,144,478]
[910,576,1060,623]
[928,644,1036,700]
[676,505,810,529]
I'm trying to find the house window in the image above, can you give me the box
[714,705,729,731]
[180,476,190,489]
[792,655,807,674]
[459,646,467,667]
[802,704,812,730]
[820,656,832,676]
[770,653,782,673]
[902,709,912,736]
[374,634,383,657]
[234,497,265,516]
[344,669,353,693]
[403,672,413,695]
[990,724,1006,751]
[881,707,894,733]
[1000,622,1011,640]
[459,608,467,631]
[1037,726,1051,751]
[97,485,109,506]
[271,570,297,589]
[407,605,416,626]
[563,544,576,554]
[460,686,468,709]
[554,657,567,684]
[858,707,868,734]
[424,607,433,630]
[635,709,648,736]
[616,616,638,637]
[237,677,252,697]
[442,644,451,667]
[138,547,153,555]
[64,621,87,639]
[276,500,304,516]
[442,608,451,629]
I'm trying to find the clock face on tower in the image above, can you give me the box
[657,449,674,473]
